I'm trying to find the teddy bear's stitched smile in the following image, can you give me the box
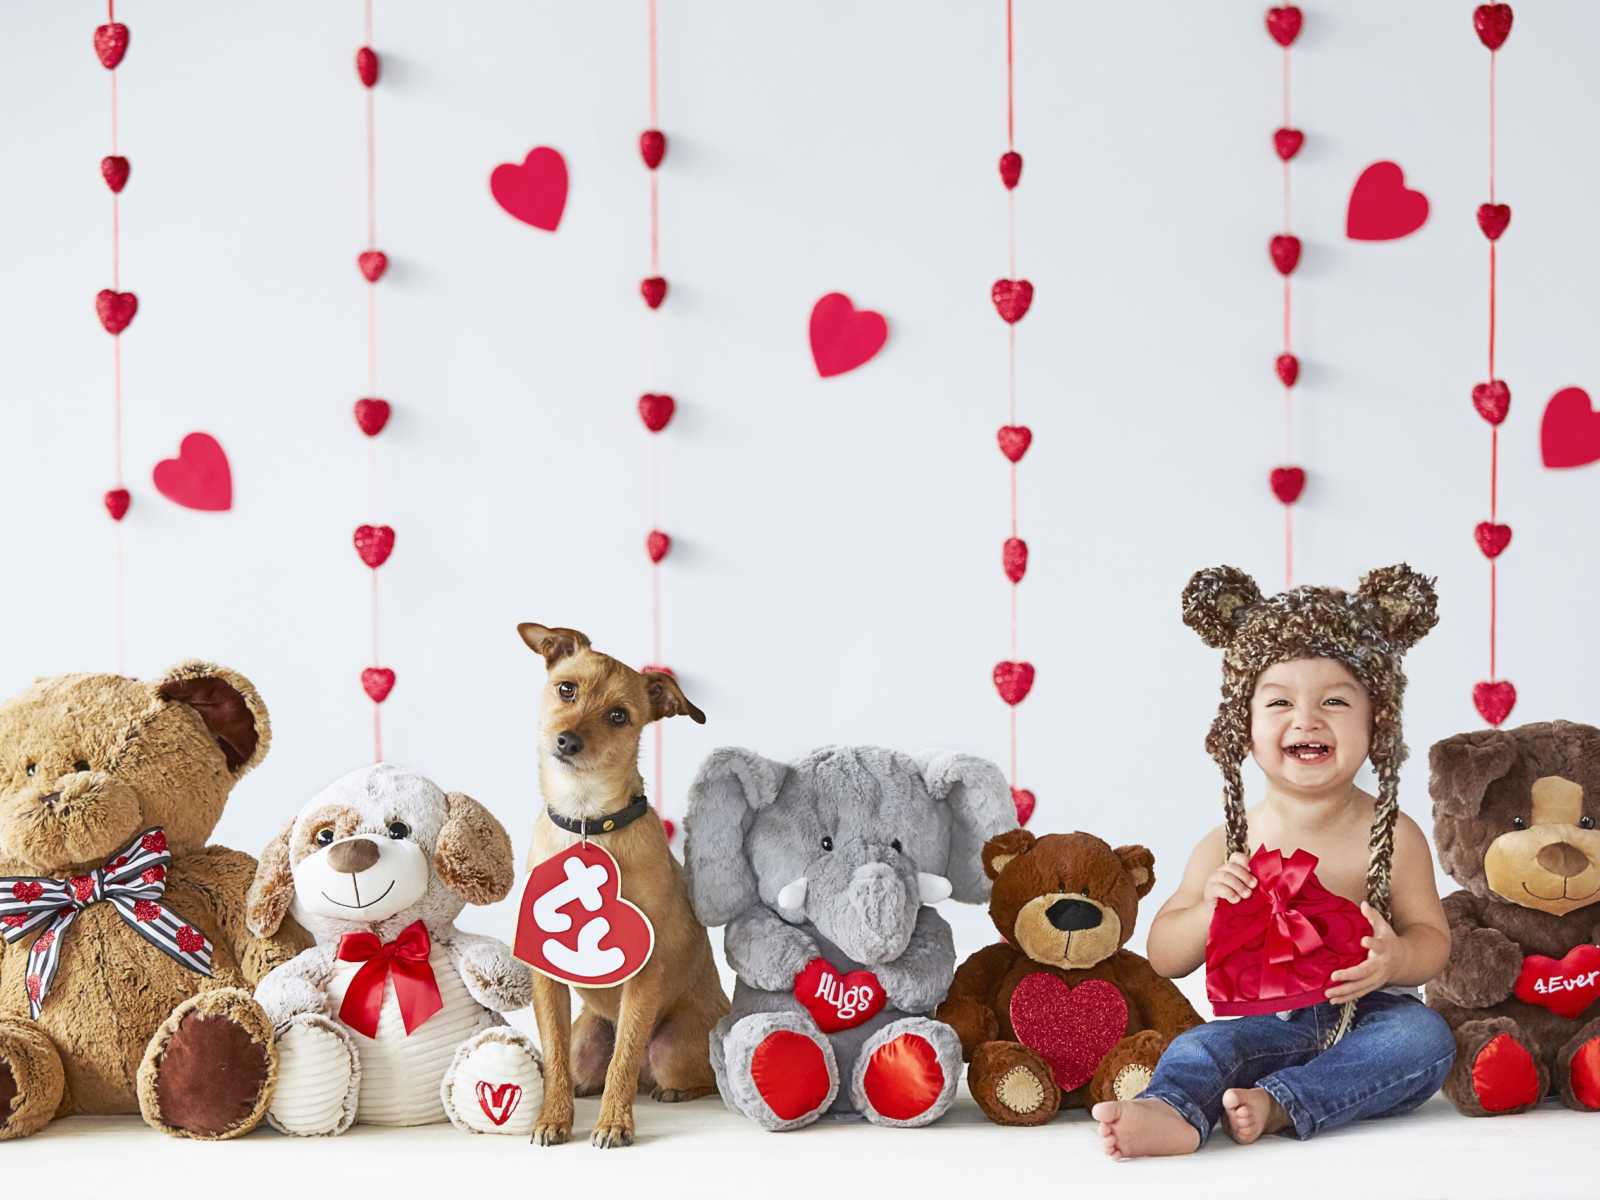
[320,879,397,910]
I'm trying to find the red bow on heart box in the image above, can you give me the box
[793,957,886,1033]
[1514,945,1600,1020]
[1206,846,1371,1016]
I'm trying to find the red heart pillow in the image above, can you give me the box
[793,958,887,1033]
[1009,972,1128,1091]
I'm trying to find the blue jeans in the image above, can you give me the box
[1142,992,1455,1143]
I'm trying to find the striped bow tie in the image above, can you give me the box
[0,827,213,1017]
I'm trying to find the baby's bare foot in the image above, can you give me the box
[1221,1087,1290,1144]
[1090,1098,1200,1160]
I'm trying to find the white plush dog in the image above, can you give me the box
[245,763,542,1136]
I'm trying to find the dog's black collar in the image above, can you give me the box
[545,795,651,837]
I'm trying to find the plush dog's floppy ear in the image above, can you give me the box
[246,817,296,937]
[643,670,706,725]
[1181,566,1263,649]
[154,660,271,775]
[982,828,1036,881]
[1357,563,1440,652]
[516,623,591,669]
[1116,844,1156,898]
[435,791,515,906]
[1431,729,1520,820]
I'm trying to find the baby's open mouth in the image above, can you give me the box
[1284,742,1332,764]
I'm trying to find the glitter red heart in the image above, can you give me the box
[354,524,396,568]
[96,289,138,334]
[101,155,130,193]
[993,661,1035,706]
[1473,4,1514,51]
[997,425,1032,463]
[354,398,391,437]
[646,530,671,563]
[1271,466,1305,505]
[1475,522,1512,559]
[639,129,666,170]
[1473,680,1517,727]
[638,394,675,433]
[176,926,205,954]
[1265,7,1303,48]
[1009,972,1129,1091]
[998,151,1023,190]
[11,881,43,904]
[104,488,131,522]
[94,22,129,69]
[358,251,388,282]
[1269,235,1301,276]
[1002,537,1027,583]
[355,46,380,88]
[142,831,167,853]
[1473,380,1510,425]
[1477,203,1511,241]
[1276,354,1299,387]
[362,668,396,703]
[1273,128,1304,161]
[1010,788,1035,827]
[991,279,1034,324]
[641,276,668,309]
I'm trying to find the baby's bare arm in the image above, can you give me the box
[1146,826,1233,979]
[1381,812,1451,987]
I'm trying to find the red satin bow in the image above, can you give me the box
[336,919,443,1038]
[1205,846,1372,1017]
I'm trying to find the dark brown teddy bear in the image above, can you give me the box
[0,663,309,1139]
[1429,720,1600,1115]
[935,830,1202,1125]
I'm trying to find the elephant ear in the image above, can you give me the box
[683,748,785,927]
[1430,729,1520,821]
[1181,566,1263,649]
[917,752,1015,903]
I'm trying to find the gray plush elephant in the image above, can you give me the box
[683,746,1016,1131]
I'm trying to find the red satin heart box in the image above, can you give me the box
[1206,846,1371,1016]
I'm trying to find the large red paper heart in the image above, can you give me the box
[1475,522,1512,559]
[153,433,232,512]
[358,251,388,282]
[1477,203,1511,241]
[793,958,886,1033]
[1541,387,1600,469]
[1009,973,1128,1091]
[94,22,129,69]
[1276,353,1299,387]
[1002,537,1028,583]
[96,289,138,334]
[355,46,379,88]
[638,393,675,433]
[1346,162,1429,241]
[1269,235,1301,275]
[104,488,131,522]
[646,530,671,563]
[993,661,1035,706]
[1270,466,1305,505]
[639,129,666,170]
[1515,946,1600,1020]
[1265,6,1303,47]
[1011,788,1035,827]
[354,524,395,568]
[999,150,1023,190]
[810,293,888,378]
[490,147,568,232]
[1474,680,1517,727]
[1474,380,1511,426]
[354,398,391,436]
[362,668,396,703]
[101,155,130,194]
[1273,128,1304,161]
[997,425,1032,463]
[475,1081,523,1127]
[1474,4,1514,51]
[640,276,668,309]
[991,279,1034,324]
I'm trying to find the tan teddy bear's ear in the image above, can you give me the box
[1356,563,1440,652]
[1181,566,1263,649]
[982,828,1036,880]
[153,661,271,776]
[246,817,296,937]
[435,792,515,905]
[1116,844,1156,898]
[516,623,591,668]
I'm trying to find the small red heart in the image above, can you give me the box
[141,865,166,884]
[997,425,1032,463]
[354,524,396,568]
[1474,680,1517,726]
[70,876,95,901]
[355,46,380,88]
[134,900,159,923]
[34,929,55,951]
[153,433,232,512]
[1473,380,1510,425]
[474,1081,524,1127]
[1269,235,1301,276]
[1009,972,1129,1090]
[660,817,676,842]
[26,975,41,1002]
[794,958,887,1034]
[1273,127,1304,161]
[176,925,205,954]
[641,276,668,309]
[1514,945,1600,1019]
[638,393,676,433]
[111,856,129,868]
[810,293,888,378]
[1265,6,1303,47]
[142,831,168,853]
[1474,4,1514,51]
[1346,161,1429,241]
[993,661,1035,706]
[490,147,568,231]
[1271,466,1306,504]
[2,915,26,930]
[101,155,130,193]
[1275,353,1299,387]
[104,488,131,521]
[1011,787,1035,827]
[639,129,666,170]
[1002,537,1028,583]
[1475,522,1512,559]
[991,279,1034,324]
[96,289,138,334]
[1542,387,1600,469]
[646,530,671,563]
[94,22,129,69]
[362,668,396,703]
[358,250,388,282]
[354,398,391,436]
[999,150,1023,190]
[1477,203,1512,241]
[11,881,43,904]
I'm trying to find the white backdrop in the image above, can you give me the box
[3,0,1598,957]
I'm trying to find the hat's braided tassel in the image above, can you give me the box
[1321,761,1400,1049]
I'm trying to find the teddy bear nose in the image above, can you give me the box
[327,838,381,874]
[555,731,584,756]
[1537,841,1590,878]
[1046,898,1102,931]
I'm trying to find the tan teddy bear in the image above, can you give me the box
[0,662,308,1139]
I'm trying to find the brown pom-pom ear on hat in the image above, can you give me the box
[1430,729,1520,820]
[982,828,1036,880]
[1356,563,1440,652]
[245,817,296,937]
[1181,566,1264,649]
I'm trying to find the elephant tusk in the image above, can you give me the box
[917,873,952,904]
[777,877,808,911]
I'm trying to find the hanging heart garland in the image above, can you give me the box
[1002,538,1028,584]
[103,489,130,522]
[1473,380,1510,425]
[1474,681,1517,727]
[1265,7,1302,47]
[1267,11,1308,583]
[1477,203,1512,240]
[1475,522,1512,559]
[1474,4,1514,50]
[993,661,1035,707]
[999,151,1023,190]
[94,22,129,69]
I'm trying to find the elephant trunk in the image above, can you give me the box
[839,862,915,964]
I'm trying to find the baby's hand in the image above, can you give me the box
[1203,852,1256,905]
[1325,903,1401,1004]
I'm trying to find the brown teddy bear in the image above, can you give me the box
[1428,720,1600,1116]
[0,662,309,1139]
[935,830,1202,1125]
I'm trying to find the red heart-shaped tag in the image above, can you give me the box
[1269,235,1301,275]
[1346,162,1429,241]
[1514,946,1600,1019]
[646,530,671,563]
[134,899,160,922]
[991,279,1034,324]
[101,155,130,194]
[175,925,205,954]
[94,22,129,69]
[1265,6,1303,47]
[1477,203,1512,241]
[153,433,232,511]
[1475,522,1512,559]
[104,488,131,521]
[999,150,1023,190]
[1273,127,1304,161]
[638,393,675,433]
[1474,680,1517,726]
[12,881,43,903]
[475,1081,523,1126]
[354,398,391,436]
[490,147,569,232]
[639,129,666,170]
[1541,387,1600,469]
[1002,537,1028,584]
[355,46,380,88]
[1276,353,1299,387]
[362,668,396,703]
[358,251,388,282]
[96,289,138,334]
[1474,4,1514,51]
[993,661,1035,706]
[640,276,668,309]
[810,292,888,378]
[1009,972,1129,1090]
[1270,466,1306,504]
[1474,380,1511,426]
[354,524,396,568]
[142,831,168,853]
[515,842,655,987]
[997,425,1032,463]
[793,958,887,1033]
[1011,788,1036,827]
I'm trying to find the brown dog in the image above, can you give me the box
[516,623,729,1148]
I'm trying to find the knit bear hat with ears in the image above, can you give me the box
[1181,563,1439,921]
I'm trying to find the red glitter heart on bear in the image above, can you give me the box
[1473,380,1510,425]
[358,251,388,282]
[362,668,396,703]
[142,831,167,854]
[354,524,396,568]
[101,155,130,194]
[356,46,380,87]
[997,425,1032,463]
[1265,7,1303,47]
[1271,466,1306,505]
[999,150,1023,190]
[993,661,1035,706]
[639,129,666,170]
[1475,522,1512,559]
[354,398,391,436]
[176,926,205,953]
[104,488,131,521]
[640,276,668,309]
[1273,128,1304,161]
[1477,203,1511,241]
[1474,4,1513,51]
[1474,680,1516,727]
[1002,537,1028,584]
[1011,788,1036,826]
[646,530,671,563]
[1270,235,1301,276]
[1276,353,1299,387]
[991,279,1034,324]
[1009,972,1129,1091]
[94,22,129,69]
[11,881,43,903]
[96,289,138,335]
[638,393,675,433]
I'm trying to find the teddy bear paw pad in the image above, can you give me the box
[997,1064,1047,1114]
[269,1015,357,1136]
[146,997,273,1139]
[445,1030,542,1135]
[1472,1033,1541,1113]
[1111,1062,1154,1100]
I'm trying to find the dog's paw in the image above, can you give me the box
[590,1114,635,1148]
[531,1118,571,1146]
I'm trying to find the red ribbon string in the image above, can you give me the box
[336,921,443,1039]
[644,0,669,829]
[1273,16,1300,587]
[1002,0,1024,813]
[105,0,128,670]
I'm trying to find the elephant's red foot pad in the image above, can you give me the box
[750,1031,831,1122]
[1473,1033,1540,1113]
[862,1033,945,1121]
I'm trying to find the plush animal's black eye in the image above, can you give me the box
[314,826,335,846]
[1511,816,1526,830]
[891,839,902,853]
[1582,816,1596,831]
[387,821,411,839]
[74,760,90,773]
[25,763,36,777]
[821,836,834,852]
[606,708,629,726]
[557,682,577,701]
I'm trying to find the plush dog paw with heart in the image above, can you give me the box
[935,830,1203,1126]
[245,764,542,1135]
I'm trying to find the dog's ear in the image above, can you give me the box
[246,816,297,937]
[516,623,592,669]
[643,670,706,725]
[434,791,515,906]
